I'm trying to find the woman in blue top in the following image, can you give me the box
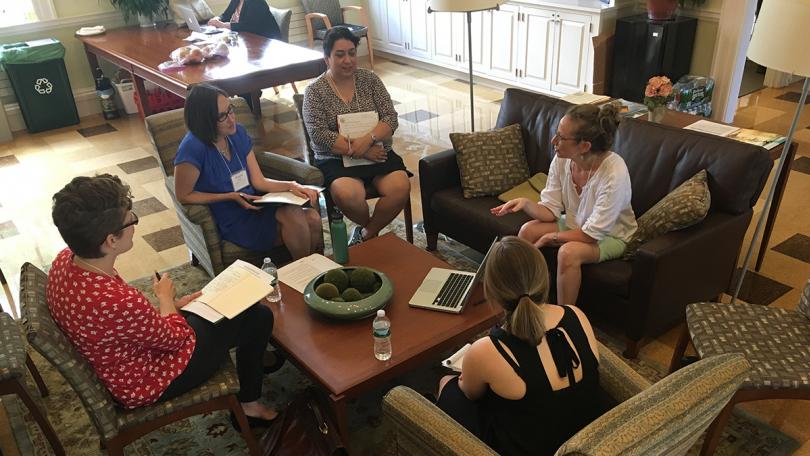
[174,84,322,259]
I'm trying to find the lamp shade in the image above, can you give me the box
[748,0,810,77]
[428,0,501,13]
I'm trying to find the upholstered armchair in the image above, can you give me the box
[382,344,749,456]
[145,98,324,277]
[301,0,375,69]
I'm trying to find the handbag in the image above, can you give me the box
[259,387,347,456]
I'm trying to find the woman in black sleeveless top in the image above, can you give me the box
[436,236,603,455]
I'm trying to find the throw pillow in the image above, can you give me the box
[450,124,530,199]
[169,0,216,26]
[623,169,711,259]
[799,279,810,320]
[498,172,548,202]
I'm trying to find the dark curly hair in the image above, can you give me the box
[564,103,621,153]
[52,174,133,258]
[323,26,360,56]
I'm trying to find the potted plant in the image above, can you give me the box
[108,0,169,28]
[644,76,673,122]
[647,0,707,20]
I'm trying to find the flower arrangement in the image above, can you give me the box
[644,76,673,110]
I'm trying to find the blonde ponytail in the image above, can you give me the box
[508,296,546,345]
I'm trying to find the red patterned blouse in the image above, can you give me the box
[46,248,196,408]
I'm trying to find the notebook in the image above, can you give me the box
[409,238,497,314]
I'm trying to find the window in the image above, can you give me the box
[0,0,56,27]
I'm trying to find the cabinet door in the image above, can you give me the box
[485,4,519,81]
[518,6,555,91]
[431,11,461,67]
[551,11,591,94]
[406,0,430,59]
[368,0,388,49]
[457,11,487,72]
[385,0,407,53]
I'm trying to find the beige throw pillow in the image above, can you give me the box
[623,169,711,258]
[169,0,216,25]
[450,124,530,199]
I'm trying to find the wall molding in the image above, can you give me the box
[4,87,102,132]
[0,11,126,39]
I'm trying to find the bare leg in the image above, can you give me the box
[304,208,323,253]
[330,177,370,227]
[241,400,278,420]
[556,241,600,306]
[275,205,313,259]
[518,220,559,243]
[365,171,410,238]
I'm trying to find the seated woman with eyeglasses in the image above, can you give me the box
[491,104,637,306]
[436,236,603,455]
[47,174,278,426]
[174,83,322,260]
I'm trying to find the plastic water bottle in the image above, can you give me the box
[373,310,392,361]
[329,208,349,264]
[261,257,282,302]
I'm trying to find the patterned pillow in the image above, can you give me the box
[450,124,530,199]
[799,280,810,320]
[623,169,711,259]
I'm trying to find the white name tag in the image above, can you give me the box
[231,169,249,191]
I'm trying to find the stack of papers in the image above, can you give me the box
[561,92,611,105]
[726,128,786,150]
[251,185,323,206]
[683,120,740,137]
[278,254,342,294]
[442,344,471,372]
[182,260,274,322]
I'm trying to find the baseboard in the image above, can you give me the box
[4,87,100,133]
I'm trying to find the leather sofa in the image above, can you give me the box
[419,88,772,357]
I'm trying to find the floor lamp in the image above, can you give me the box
[732,0,810,304]
[427,0,501,132]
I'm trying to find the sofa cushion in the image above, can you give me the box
[450,124,530,198]
[623,169,710,258]
[432,189,531,240]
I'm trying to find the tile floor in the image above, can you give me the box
[0,56,809,453]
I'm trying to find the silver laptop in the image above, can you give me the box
[409,238,498,314]
[177,5,220,34]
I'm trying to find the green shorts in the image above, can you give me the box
[557,215,627,263]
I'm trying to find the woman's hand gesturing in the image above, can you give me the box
[490,198,530,217]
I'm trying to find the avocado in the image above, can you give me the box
[350,267,377,293]
[341,287,363,302]
[315,282,340,300]
[323,268,350,292]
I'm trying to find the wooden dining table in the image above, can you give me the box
[77,24,326,117]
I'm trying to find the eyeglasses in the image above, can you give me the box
[553,131,580,143]
[113,211,139,233]
[217,104,235,123]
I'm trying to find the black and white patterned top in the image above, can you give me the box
[302,69,398,161]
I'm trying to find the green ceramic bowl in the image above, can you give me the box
[303,267,393,320]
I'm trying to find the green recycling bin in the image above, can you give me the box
[0,38,79,133]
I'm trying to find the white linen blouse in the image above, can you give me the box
[539,152,637,242]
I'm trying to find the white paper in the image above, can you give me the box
[189,260,273,319]
[560,92,611,105]
[252,186,324,206]
[338,111,379,167]
[278,254,342,294]
[181,301,224,323]
[683,120,740,137]
[442,343,472,372]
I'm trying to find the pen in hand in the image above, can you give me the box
[154,271,162,281]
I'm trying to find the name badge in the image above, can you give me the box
[231,169,249,191]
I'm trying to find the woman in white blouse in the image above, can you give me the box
[492,103,637,306]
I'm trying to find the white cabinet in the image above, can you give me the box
[551,11,591,94]
[517,6,555,90]
[405,0,430,59]
[430,11,461,67]
[368,0,388,49]
[385,0,407,53]
[486,4,521,82]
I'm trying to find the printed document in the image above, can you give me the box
[442,344,472,373]
[684,120,740,137]
[182,259,273,321]
[338,111,378,167]
[278,254,342,294]
[252,185,324,206]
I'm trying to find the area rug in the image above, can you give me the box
[2,220,800,455]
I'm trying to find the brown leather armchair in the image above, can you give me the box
[419,88,772,357]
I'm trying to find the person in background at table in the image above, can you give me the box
[174,84,322,260]
[302,26,410,246]
[491,104,636,307]
[436,236,603,455]
[208,0,281,40]
[47,174,279,428]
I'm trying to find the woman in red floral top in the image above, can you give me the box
[47,174,278,426]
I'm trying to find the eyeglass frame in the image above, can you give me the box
[217,104,235,123]
[112,211,139,233]
[553,131,581,143]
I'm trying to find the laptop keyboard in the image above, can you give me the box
[433,273,474,308]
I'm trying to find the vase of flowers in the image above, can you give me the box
[644,75,673,123]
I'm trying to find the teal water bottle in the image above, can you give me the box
[330,207,349,264]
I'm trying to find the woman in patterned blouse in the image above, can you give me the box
[47,174,279,428]
[303,26,410,245]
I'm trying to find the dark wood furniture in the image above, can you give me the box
[267,233,503,446]
[655,109,797,272]
[77,24,326,117]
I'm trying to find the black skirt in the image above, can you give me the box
[316,150,409,188]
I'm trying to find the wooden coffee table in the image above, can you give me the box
[266,233,503,446]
